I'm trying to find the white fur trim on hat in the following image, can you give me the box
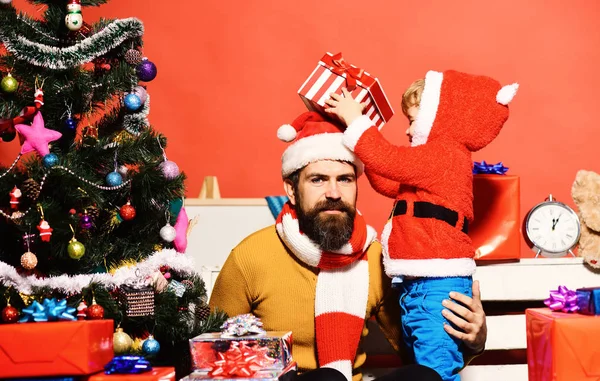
[281,132,364,177]
[343,115,374,152]
[411,71,443,147]
[496,83,519,105]
[277,124,297,142]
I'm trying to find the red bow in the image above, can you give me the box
[208,341,276,378]
[330,53,365,91]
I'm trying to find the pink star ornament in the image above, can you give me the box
[173,206,189,253]
[15,112,62,157]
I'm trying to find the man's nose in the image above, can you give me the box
[325,181,342,200]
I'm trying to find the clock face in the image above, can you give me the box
[526,202,580,255]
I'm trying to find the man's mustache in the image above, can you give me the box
[313,199,353,214]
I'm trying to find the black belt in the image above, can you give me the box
[392,200,468,234]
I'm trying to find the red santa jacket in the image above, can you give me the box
[343,70,518,277]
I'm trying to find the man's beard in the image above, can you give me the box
[296,198,356,251]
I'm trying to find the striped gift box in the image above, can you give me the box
[298,52,394,130]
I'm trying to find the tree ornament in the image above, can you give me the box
[2,304,18,323]
[133,85,147,104]
[87,298,104,319]
[67,224,85,260]
[81,125,98,147]
[22,178,41,200]
[157,137,180,180]
[80,213,93,229]
[65,0,83,31]
[136,58,157,82]
[105,171,123,187]
[9,186,21,211]
[64,117,77,131]
[142,335,160,356]
[87,205,100,221]
[124,93,142,112]
[125,49,143,65]
[119,201,136,221]
[76,301,88,320]
[37,220,53,242]
[174,206,190,253]
[195,303,211,322]
[1,73,18,93]
[15,112,62,157]
[160,223,176,242]
[122,285,155,317]
[20,251,38,270]
[113,327,133,355]
[42,153,59,168]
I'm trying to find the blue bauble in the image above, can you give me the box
[64,117,77,131]
[136,59,157,82]
[124,93,142,112]
[142,335,160,356]
[105,171,123,186]
[42,153,59,168]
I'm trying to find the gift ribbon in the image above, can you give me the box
[208,341,275,378]
[328,52,365,91]
[104,356,152,374]
[221,313,266,337]
[545,285,579,312]
[473,161,509,175]
[18,298,77,322]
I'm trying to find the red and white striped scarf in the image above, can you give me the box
[276,202,377,381]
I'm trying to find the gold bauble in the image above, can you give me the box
[20,251,38,270]
[113,327,133,354]
[68,238,86,259]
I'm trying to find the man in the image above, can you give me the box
[209,111,486,381]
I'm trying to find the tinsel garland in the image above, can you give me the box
[1,18,144,70]
[0,249,195,294]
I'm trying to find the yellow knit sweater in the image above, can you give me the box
[209,226,403,381]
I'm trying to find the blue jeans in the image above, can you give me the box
[397,276,473,381]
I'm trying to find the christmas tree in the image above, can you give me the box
[0,0,226,375]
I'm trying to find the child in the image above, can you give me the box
[324,70,518,381]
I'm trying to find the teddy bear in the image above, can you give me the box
[571,169,600,268]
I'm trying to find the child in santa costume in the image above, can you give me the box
[325,70,518,381]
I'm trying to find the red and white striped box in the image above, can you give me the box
[298,52,394,129]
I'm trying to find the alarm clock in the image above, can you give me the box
[525,194,581,258]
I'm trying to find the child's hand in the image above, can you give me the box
[324,88,367,127]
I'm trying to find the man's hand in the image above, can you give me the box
[441,280,487,354]
[324,88,367,127]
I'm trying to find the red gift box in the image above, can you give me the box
[0,319,114,378]
[526,308,600,380]
[469,174,521,260]
[85,367,176,381]
[298,52,394,129]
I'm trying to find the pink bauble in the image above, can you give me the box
[133,86,148,104]
[160,160,180,180]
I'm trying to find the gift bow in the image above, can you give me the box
[473,161,509,175]
[330,53,365,91]
[18,298,77,322]
[221,313,266,337]
[104,356,152,374]
[209,341,275,378]
[545,285,579,312]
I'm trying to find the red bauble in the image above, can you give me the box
[87,303,105,320]
[2,305,19,323]
[119,201,136,221]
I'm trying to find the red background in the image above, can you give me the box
[5,0,600,257]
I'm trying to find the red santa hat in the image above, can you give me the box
[411,70,519,151]
[278,111,364,178]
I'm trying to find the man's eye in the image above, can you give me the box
[339,177,353,183]
[311,178,323,183]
